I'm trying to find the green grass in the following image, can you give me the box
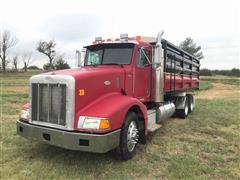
[0,71,42,86]
[199,81,213,91]
[1,73,240,179]
[201,75,240,86]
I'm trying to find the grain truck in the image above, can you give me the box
[17,32,200,160]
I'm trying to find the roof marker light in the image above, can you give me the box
[120,33,128,42]
[95,37,103,44]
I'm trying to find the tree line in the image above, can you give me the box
[200,68,240,77]
[3,30,237,77]
[0,30,70,72]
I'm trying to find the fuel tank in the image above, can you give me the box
[156,102,175,123]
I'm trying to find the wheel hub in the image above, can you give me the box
[127,121,139,152]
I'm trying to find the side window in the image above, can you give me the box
[136,48,150,67]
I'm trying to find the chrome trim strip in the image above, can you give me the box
[37,83,39,121]
[116,77,120,88]
[47,84,50,123]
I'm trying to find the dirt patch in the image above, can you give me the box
[196,83,240,99]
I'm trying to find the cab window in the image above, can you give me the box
[136,48,150,67]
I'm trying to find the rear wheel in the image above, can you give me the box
[176,96,189,118]
[187,94,194,114]
[116,111,139,160]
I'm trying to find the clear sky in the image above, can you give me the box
[0,0,239,69]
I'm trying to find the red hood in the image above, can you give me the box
[48,66,126,115]
[44,66,120,76]
[46,66,125,84]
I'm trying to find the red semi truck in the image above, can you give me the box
[17,32,200,160]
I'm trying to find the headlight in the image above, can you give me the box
[19,109,30,121]
[78,116,110,130]
[17,103,30,122]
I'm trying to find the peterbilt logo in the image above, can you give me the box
[104,80,111,86]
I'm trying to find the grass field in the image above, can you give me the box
[1,72,240,179]
[199,81,213,91]
[201,75,240,86]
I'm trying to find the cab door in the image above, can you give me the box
[133,46,152,101]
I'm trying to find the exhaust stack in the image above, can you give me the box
[152,31,164,102]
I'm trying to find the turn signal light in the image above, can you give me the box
[99,119,110,129]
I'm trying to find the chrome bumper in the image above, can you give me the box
[17,120,120,153]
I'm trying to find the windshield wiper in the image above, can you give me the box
[102,63,120,65]
[102,63,124,68]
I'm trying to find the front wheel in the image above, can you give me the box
[116,111,139,160]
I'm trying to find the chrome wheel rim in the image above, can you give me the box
[190,102,193,111]
[127,121,139,152]
[185,104,189,115]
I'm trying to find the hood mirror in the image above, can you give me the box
[76,50,81,67]
[76,48,86,67]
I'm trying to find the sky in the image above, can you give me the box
[0,0,239,69]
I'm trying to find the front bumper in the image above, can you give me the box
[17,120,120,153]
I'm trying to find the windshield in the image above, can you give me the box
[84,43,134,66]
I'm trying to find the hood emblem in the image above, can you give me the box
[104,80,111,86]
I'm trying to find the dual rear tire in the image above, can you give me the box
[176,95,194,118]
[188,95,194,113]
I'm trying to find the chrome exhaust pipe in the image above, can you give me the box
[151,31,164,102]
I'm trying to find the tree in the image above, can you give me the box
[36,40,56,69]
[231,68,240,77]
[43,63,52,70]
[0,30,18,72]
[200,68,213,76]
[54,56,70,70]
[28,65,41,70]
[22,53,32,72]
[179,37,204,59]
[12,55,18,72]
[43,56,70,70]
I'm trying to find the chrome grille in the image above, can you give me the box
[31,83,67,126]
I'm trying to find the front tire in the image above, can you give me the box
[117,111,139,160]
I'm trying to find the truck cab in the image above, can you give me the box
[17,32,200,160]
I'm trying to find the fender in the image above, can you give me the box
[74,92,148,135]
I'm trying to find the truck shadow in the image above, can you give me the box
[21,120,175,166]
[23,142,124,164]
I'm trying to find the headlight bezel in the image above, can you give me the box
[78,116,111,131]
